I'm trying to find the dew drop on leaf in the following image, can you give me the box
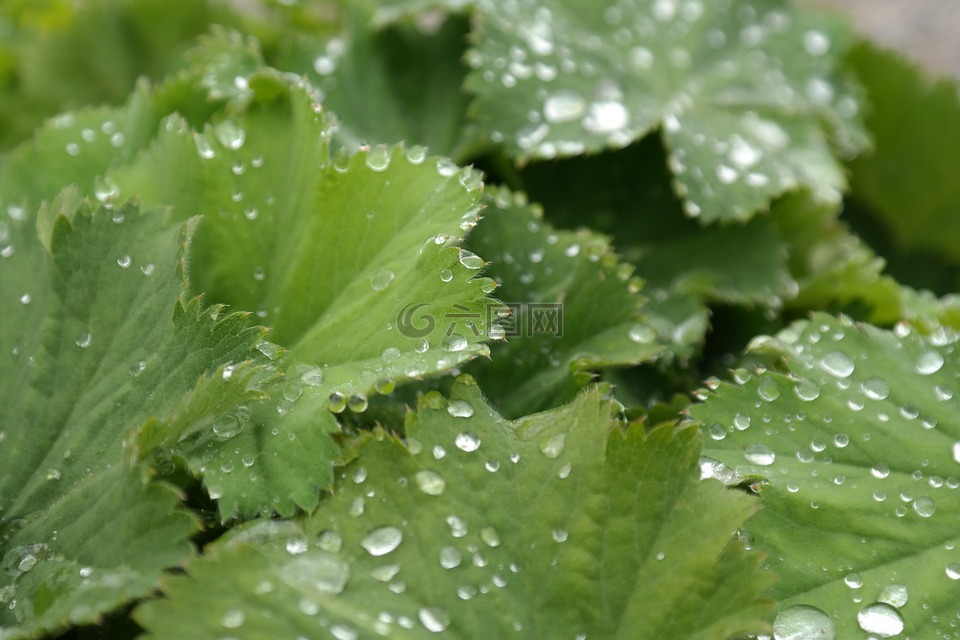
[744,444,775,466]
[772,604,835,640]
[418,607,450,633]
[543,90,586,123]
[458,249,484,270]
[539,433,566,459]
[220,608,245,628]
[821,350,855,378]
[360,526,403,557]
[916,350,945,375]
[365,145,391,172]
[857,602,904,637]
[212,415,242,439]
[439,547,461,569]
[480,527,501,547]
[879,584,909,608]
[446,400,474,418]
[347,393,368,413]
[370,269,395,291]
[442,334,468,352]
[860,376,890,400]
[414,470,445,496]
[455,432,481,452]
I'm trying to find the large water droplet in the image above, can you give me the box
[458,249,484,270]
[365,145,391,172]
[821,350,855,378]
[442,334,468,352]
[582,101,629,135]
[370,269,395,291]
[220,608,245,628]
[757,377,781,401]
[543,90,587,123]
[916,350,944,375]
[878,584,909,608]
[857,602,904,637]
[414,470,446,496]
[455,432,481,452]
[539,433,566,459]
[439,546,461,569]
[773,604,835,640]
[744,444,776,466]
[215,120,246,150]
[212,414,242,439]
[360,527,403,557]
[418,607,450,633]
[860,376,890,401]
[913,496,936,517]
[447,400,474,418]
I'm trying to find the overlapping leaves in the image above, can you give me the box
[691,313,960,638]
[136,377,773,639]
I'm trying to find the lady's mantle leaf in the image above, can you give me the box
[690,313,960,638]
[458,0,867,221]
[0,199,262,638]
[135,377,773,639]
[465,187,662,417]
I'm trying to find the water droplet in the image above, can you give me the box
[360,526,403,556]
[757,377,781,401]
[446,515,467,538]
[455,432,481,452]
[629,46,654,69]
[220,608,245,628]
[458,249,484,270]
[442,334,468,352]
[913,496,936,517]
[348,394,368,413]
[326,391,347,413]
[860,376,890,401]
[365,145,391,172]
[76,332,92,348]
[418,607,450,633]
[582,100,629,135]
[370,269,395,291]
[215,121,245,150]
[539,433,566,459]
[803,30,830,56]
[439,269,454,282]
[543,90,587,123]
[405,145,427,164]
[414,470,446,496]
[821,350,855,378]
[447,400,474,418]
[552,528,569,543]
[285,535,309,555]
[916,350,944,375]
[772,604,835,640]
[879,584,909,608]
[628,323,656,344]
[708,423,728,441]
[439,547,461,569]
[331,623,358,640]
[744,444,775,466]
[793,378,820,401]
[733,413,751,430]
[17,555,37,572]
[946,563,960,580]
[212,414,242,439]
[857,602,904,637]
[436,158,458,177]
[844,573,863,589]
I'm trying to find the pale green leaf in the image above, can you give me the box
[460,0,867,221]
[690,313,960,638]
[464,187,662,417]
[0,199,262,637]
[136,376,773,639]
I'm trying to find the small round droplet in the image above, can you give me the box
[365,145,391,172]
[439,546,461,569]
[757,378,781,401]
[442,334,468,352]
[946,563,960,580]
[348,393,368,413]
[212,414,242,439]
[360,526,404,557]
[76,332,93,348]
[860,376,890,401]
[793,378,820,402]
[628,323,655,344]
[913,496,936,517]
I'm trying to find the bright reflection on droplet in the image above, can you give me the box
[360,527,403,556]
[857,602,904,637]
[773,604,835,640]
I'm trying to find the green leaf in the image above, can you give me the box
[464,187,662,417]
[772,190,960,330]
[280,10,474,159]
[0,199,261,637]
[846,42,960,268]
[520,137,796,361]
[135,377,773,639]
[110,77,499,403]
[690,313,960,638]
[457,0,866,221]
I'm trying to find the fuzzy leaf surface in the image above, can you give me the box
[464,188,662,417]
[691,313,960,638]
[136,377,772,639]
[0,200,261,637]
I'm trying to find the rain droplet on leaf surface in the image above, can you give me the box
[857,602,904,637]
[772,604,835,640]
[360,527,403,557]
